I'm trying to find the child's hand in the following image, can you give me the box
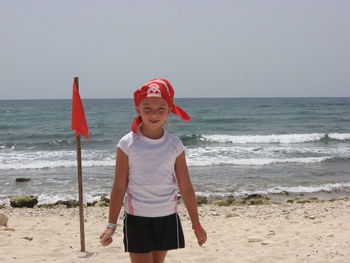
[99,228,115,246]
[194,225,207,246]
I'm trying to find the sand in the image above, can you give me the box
[1,200,350,263]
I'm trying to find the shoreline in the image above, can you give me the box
[2,167,350,207]
[1,190,349,209]
[1,200,350,262]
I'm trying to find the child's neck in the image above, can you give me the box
[140,125,164,140]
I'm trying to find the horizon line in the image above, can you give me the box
[1,96,350,101]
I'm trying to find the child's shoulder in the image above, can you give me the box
[119,131,142,144]
[117,131,139,153]
[165,131,183,143]
[119,131,136,142]
[165,131,184,153]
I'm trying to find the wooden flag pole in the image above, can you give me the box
[74,77,86,252]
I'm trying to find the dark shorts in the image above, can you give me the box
[123,213,185,253]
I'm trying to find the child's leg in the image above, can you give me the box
[153,250,167,263]
[129,252,153,263]
[129,251,167,263]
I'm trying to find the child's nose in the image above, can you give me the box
[150,110,159,116]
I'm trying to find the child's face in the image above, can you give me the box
[136,97,171,131]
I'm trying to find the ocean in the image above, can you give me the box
[0,97,350,205]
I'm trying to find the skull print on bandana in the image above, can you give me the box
[147,84,162,97]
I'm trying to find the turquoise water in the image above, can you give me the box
[0,98,350,204]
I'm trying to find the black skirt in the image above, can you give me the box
[123,213,185,253]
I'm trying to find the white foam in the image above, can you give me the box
[270,183,350,193]
[185,145,341,166]
[0,150,115,170]
[202,133,348,144]
[0,193,103,206]
[328,133,350,140]
[36,193,101,205]
[187,145,350,156]
[1,160,114,170]
[236,182,350,196]
[187,156,331,166]
[1,144,345,169]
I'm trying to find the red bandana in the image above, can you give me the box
[131,78,191,132]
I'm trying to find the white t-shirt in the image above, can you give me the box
[117,128,185,217]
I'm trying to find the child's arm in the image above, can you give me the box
[175,151,207,246]
[100,148,128,246]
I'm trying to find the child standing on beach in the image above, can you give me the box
[99,78,207,263]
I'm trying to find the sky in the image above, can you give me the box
[0,0,349,99]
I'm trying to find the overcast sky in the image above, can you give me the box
[1,0,349,99]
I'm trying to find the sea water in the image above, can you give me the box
[0,97,349,204]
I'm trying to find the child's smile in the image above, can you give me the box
[148,119,160,124]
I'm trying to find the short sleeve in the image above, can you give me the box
[117,134,131,156]
[173,136,185,157]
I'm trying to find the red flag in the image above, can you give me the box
[71,80,89,140]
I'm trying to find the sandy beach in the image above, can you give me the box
[1,200,350,263]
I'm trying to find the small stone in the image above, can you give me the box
[261,241,271,245]
[22,236,33,241]
[249,199,264,205]
[36,204,55,209]
[4,227,15,231]
[215,200,230,206]
[226,213,239,218]
[87,201,98,207]
[309,215,316,219]
[248,237,263,242]
[307,197,320,203]
[196,196,208,205]
[227,195,235,204]
[244,194,264,200]
[96,201,109,207]
[327,234,334,238]
[16,178,31,182]
[54,200,79,208]
[267,231,276,237]
[100,194,110,203]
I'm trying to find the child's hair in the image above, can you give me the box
[131,78,191,132]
